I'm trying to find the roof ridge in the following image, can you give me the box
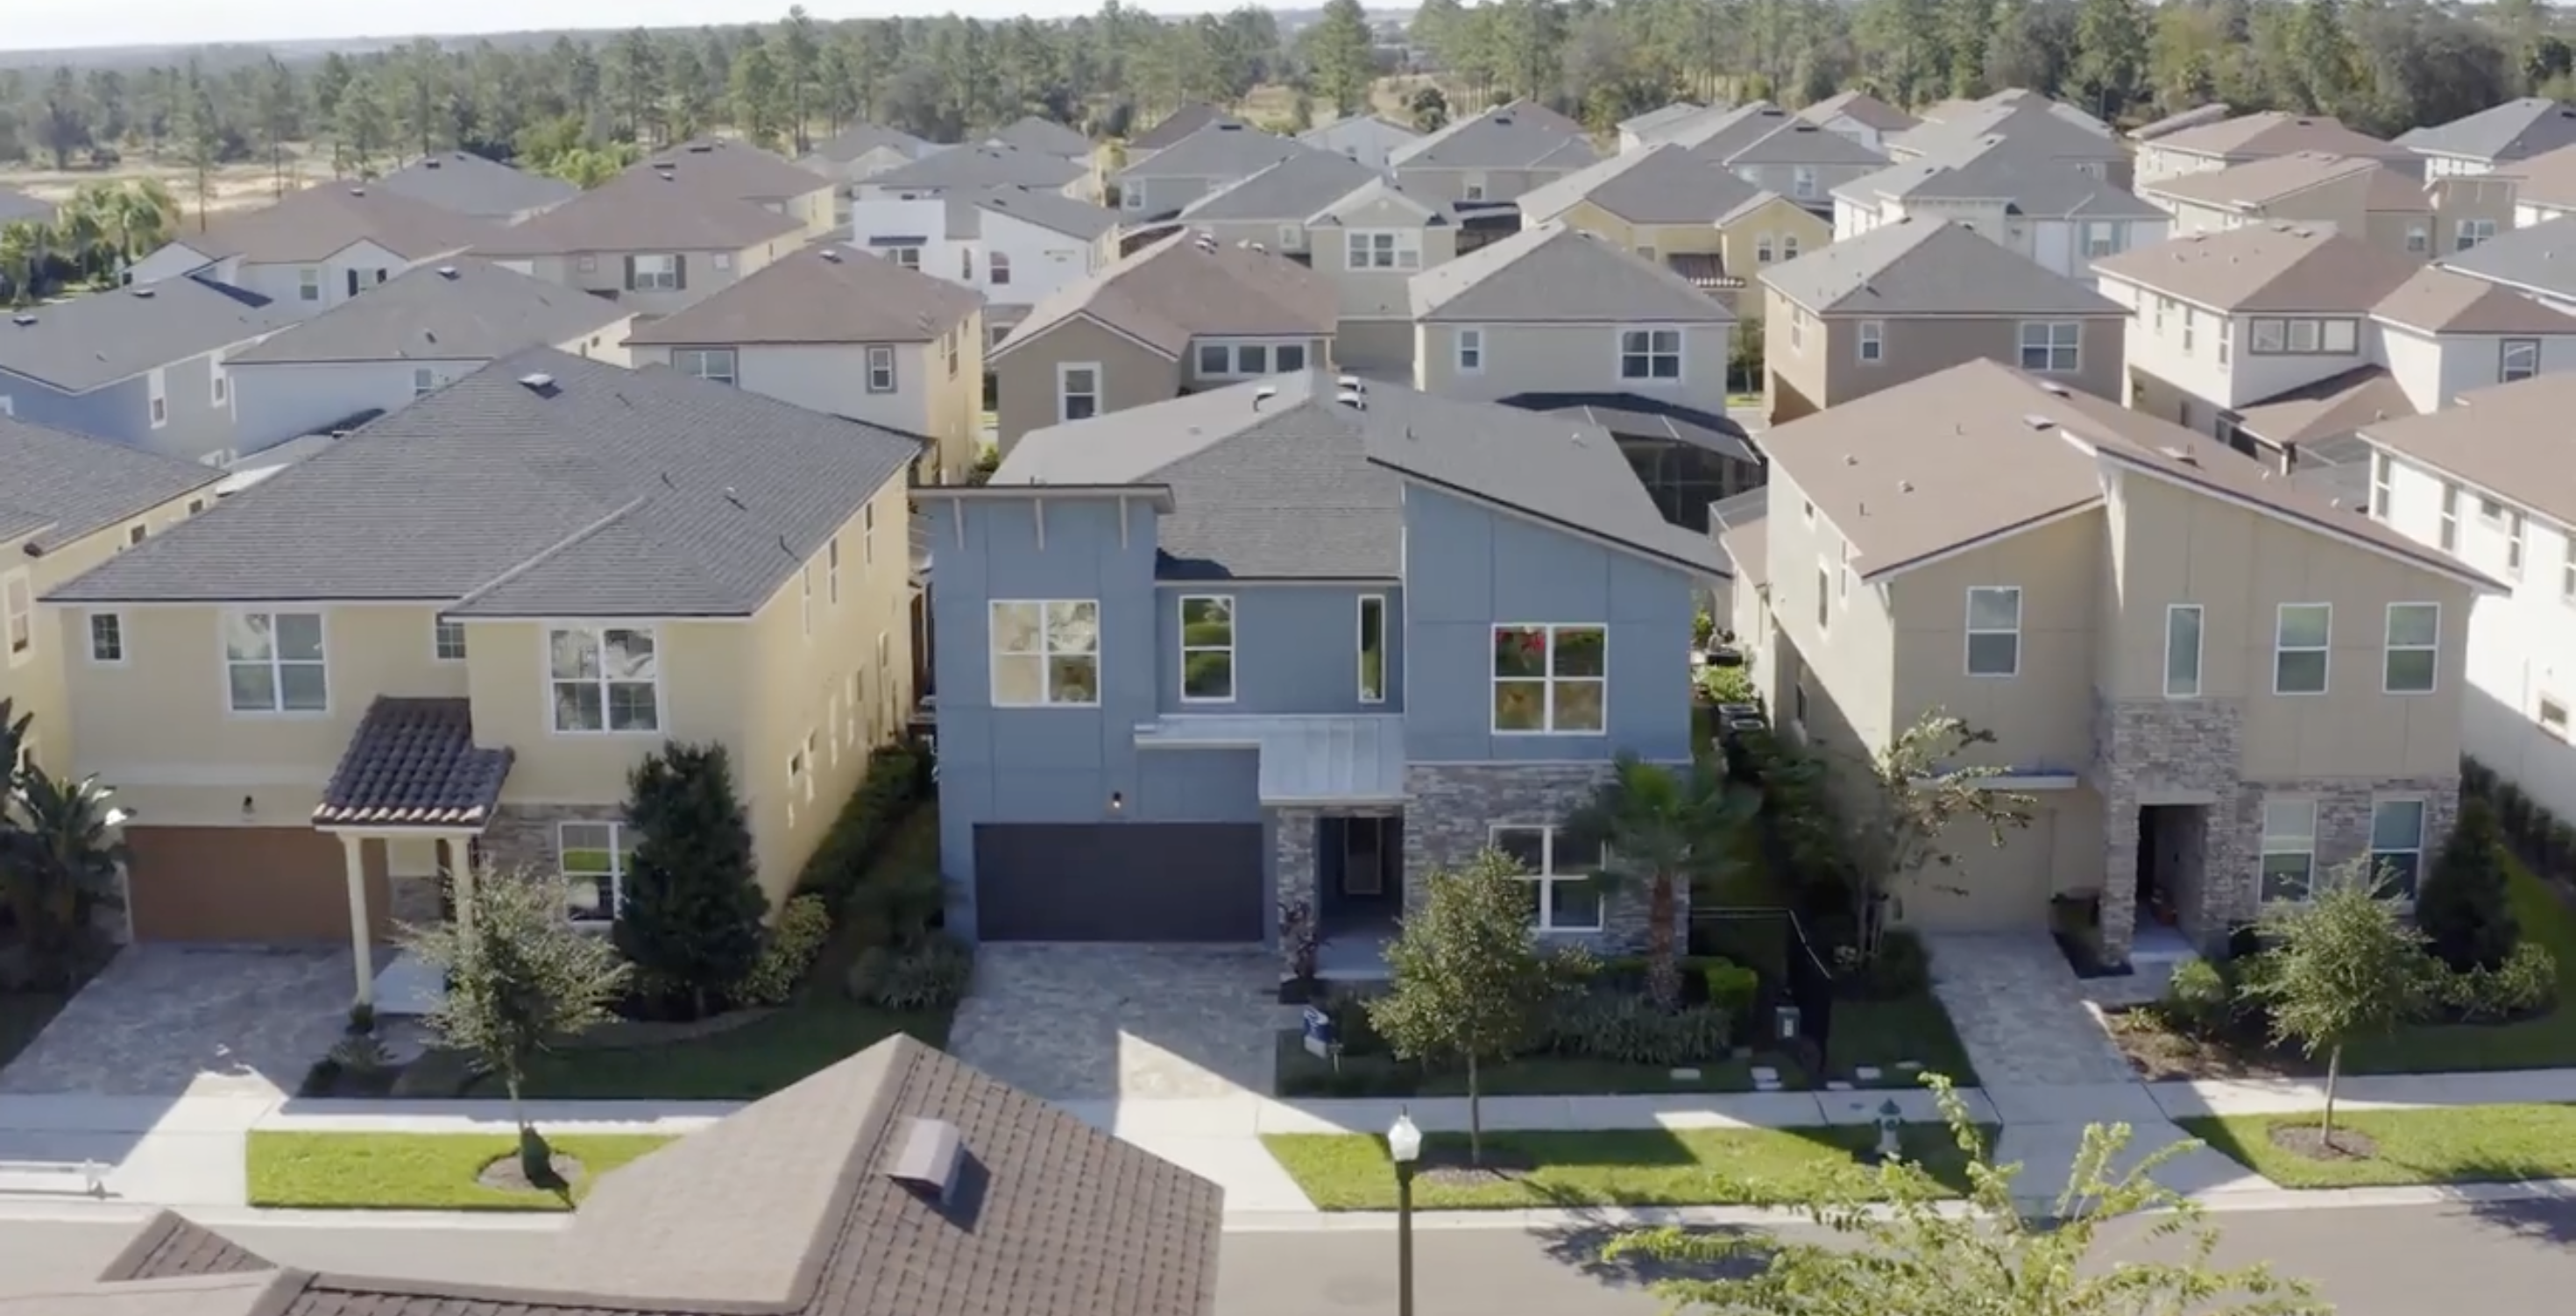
[446,490,653,612]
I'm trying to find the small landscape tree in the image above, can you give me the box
[1561,753,1758,1010]
[0,699,132,990]
[2416,796,2519,973]
[617,741,767,1018]
[1608,1078,2327,1316]
[1846,711,2035,955]
[2252,862,2428,1148]
[1368,850,1582,1164]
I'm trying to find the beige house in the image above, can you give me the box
[2133,111,2417,196]
[1730,358,2493,959]
[635,138,840,239]
[0,418,220,776]
[1516,143,1822,324]
[1174,157,1451,372]
[42,350,924,1005]
[2144,153,2438,261]
[472,168,805,319]
[987,231,1340,449]
[1758,217,2125,424]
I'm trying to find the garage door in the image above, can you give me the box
[974,824,1264,943]
[125,827,393,944]
[1895,809,2057,932]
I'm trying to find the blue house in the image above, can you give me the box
[0,275,286,466]
[919,371,1730,973]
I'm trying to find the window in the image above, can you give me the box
[433,619,467,662]
[945,328,959,379]
[2259,799,2318,902]
[800,564,813,637]
[223,612,327,712]
[2018,322,2080,372]
[2164,604,2203,697]
[1965,587,2021,676]
[88,612,124,664]
[298,268,322,301]
[2182,308,2196,354]
[866,346,896,393]
[1347,230,1422,270]
[1815,562,1830,632]
[1276,343,1307,371]
[2438,483,2459,553]
[1781,234,1801,258]
[629,253,681,291]
[1788,308,1804,352]
[1491,624,1606,733]
[2503,337,2540,383]
[1857,320,1884,363]
[2217,330,2230,369]
[989,251,1012,285]
[2273,603,2331,695]
[1057,363,1100,421]
[2153,296,2167,334]
[2456,218,2497,251]
[888,246,922,269]
[2250,318,2282,353]
[126,524,145,547]
[2083,221,2122,258]
[990,600,1100,705]
[577,254,598,272]
[2369,450,2393,519]
[1490,825,1603,932]
[803,729,820,801]
[2509,509,2528,576]
[1358,594,1386,704]
[210,359,227,407]
[2564,537,2575,606]
[1755,233,1776,265]
[1792,166,1816,198]
[147,369,166,428]
[959,248,973,280]
[2405,221,2430,254]
[864,503,875,566]
[1455,327,1483,373]
[2383,602,2438,693]
[2544,695,2571,740]
[1120,187,1144,211]
[672,348,738,386]
[559,822,636,924]
[827,537,841,605]
[412,367,438,399]
[1462,183,1486,202]
[548,626,660,732]
[1195,341,1298,379]
[1179,595,1235,702]
[1618,328,1682,380]
[2369,798,2427,897]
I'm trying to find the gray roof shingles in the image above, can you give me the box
[174,183,503,265]
[227,259,626,365]
[1410,222,1737,325]
[0,275,288,393]
[1516,144,1771,227]
[375,152,579,221]
[2438,213,2576,299]
[314,697,513,827]
[868,143,1086,192]
[1133,103,1244,152]
[472,169,803,256]
[966,187,1120,240]
[96,1212,273,1283]
[0,414,221,550]
[626,243,982,347]
[1842,137,2162,219]
[990,115,1095,159]
[1178,150,1382,223]
[2406,97,2576,164]
[808,121,935,164]
[635,138,834,203]
[1120,124,1313,183]
[1759,216,2121,316]
[1391,103,1599,172]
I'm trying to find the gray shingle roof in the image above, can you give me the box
[2405,97,2576,164]
[808,121,935,164]
[1390,102,1598,171]
[1119,124,1312,182]
[994,231,1339,361]
[625,243,981,347]
[964,187,1120,240]
[634,138,833,203]
[999,371,1725,579]
[1716,118,1891,168]
[1410,222,1737,324]
[96,1213,272,1284]
[1840,137,2162,219]
[868,143,1086,192]
[0,275,287,392]
[226,260,627,365]
[1515,144,1771,226]
[1799,91,1919,133]
[46,348,918,616]
[374,152,579,221]
[2098,223,2422,313]
[1890,97,2123,166]
[2146,110,2410,165]
[1758,216,2121,316]
[1178,151,1382,223]
[1133,103,1244,152]
[2437,213,2576,300]
[471,169,804,256]
[989,115,1095,159]
[0,413,219,550]
[2364,373,2576,525]
[175,183,501,265]
[1621,102,1708,134]
[314,697,514,828]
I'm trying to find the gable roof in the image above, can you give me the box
[993,371,1725,580]
[963,187,1120,241]
[1119,123,1311,182]
[47,348,918,617]
[180,182,500,265]
[1410,222,1737,325]
[227,259,627,365]
[1890,96,2122,166]
[868,142,1086,192]
[0,275,286,393]
[1758,216,2120,317]
[1390,102,1598,171]
[2231,363,2417,449]
[807,121,934,164]
[2371,263,2576,336]
[2148,111,2409,164]
[0,184,59,225]
[2130,103,2234,142]
[634,138,833,202]
[1133,102,1245,152]
[2405,97,2576,165]
[2143,152,2427,213]
[2364,373,2576,526]
[1799,91,1917,133]
[0,413,220,551]
[1841,136,2161,219]
[626,244,981,348]
[2094,223,2423,313]
[374,152,579,221]
[990,114,1094,159]
[1178,150,1382,223]
[1710,117,1891,168]
[1299,115,1420,149]
[471,168,803,256]
[1620,102,1708,135]
[994,230,1338,362]
[2438,213,2576,300]
[2502,141,2576,211]
[1511,143,1771,226]
[1767,358,2490,588]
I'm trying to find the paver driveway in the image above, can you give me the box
[0,945,355,1098]
[947,945,1300,1100]
[1921,931,2134,1086]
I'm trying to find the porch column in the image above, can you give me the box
[444,835,478,939]
[341,833,375,1008]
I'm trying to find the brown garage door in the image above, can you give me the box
[125,827,393,944]
[974,823,1263,943]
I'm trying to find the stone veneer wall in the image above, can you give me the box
[1403,761,1670,957]
[481,803,631,880]
[1275,803,1404,973]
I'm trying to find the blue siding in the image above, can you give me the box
[1401,485,1695,762]
[0,352,244,463]
[1152,584,1405,715]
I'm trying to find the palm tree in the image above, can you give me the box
[1561,753,1759,1010]
[113,180,179,272]
[0,704,131,991]
[60,182,118,285]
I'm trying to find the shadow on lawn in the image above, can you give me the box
[1533,1219,1774,1289]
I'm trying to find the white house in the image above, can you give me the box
[1298,115,1422,171]
[1794,91,1919,153]
[845,188,1116,345]
[1833,138,2169,285]
[126,184,497,321]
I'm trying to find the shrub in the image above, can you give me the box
[1323,986,1387,1057]
[735,895,832,1006]
[1856,929,1930,999]
[2461,756,2495,801]
[2417,797,2519,972]
[1700,662,1755,708]
[844,945,893,1002]
[618,741,767,1017]
[1539,992,1734,1067]
[795,744,925,908]
[845,860,945,950]
[865,932,974,1012]
[2498,781,2531,840]
[1693,606,1717,650]
[2158,958,2232,1037]
[2555,820,2576,874]
[1702,958,1759,1021]
[2431,942,2559,1022]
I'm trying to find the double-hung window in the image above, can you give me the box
[2164,604,2203,697]
[1357,594,1387,703]
[672,348,737,386]
[2508,509,2528,577]
[433,619,467,662]
[2502,337,2541,383]
[1755,233,1776,265]
[1618,327,1681,381]
[2018,321,2080,372]
[1791,166,1816,199]
[2273,603,2330,694]
[2438,483,2459,552]
[1057,363,1100,421]
[548,626,661,732]
[800,565,813,637]
[559,821,636,924]
[1178,595,1235,702]
[2259,799,2317,902]
[989,600,1100,705]
[1455,327,1483,373]
[88,612,124,664]
[866,345,896,393]
[1964,587,2020,676]
[2369,450,2392,519]
[298,268,322,301]
[1491,825,1603,932]
[2370,798,2428,897]
[827,537,841,605]
[224,612,328,712]
[2405,221,2430,253]
[2544,695,2572,741]
[147,369,166,428]
[1195,341,1303,379]
[2456,218,2497,251]
[2,571,30,661]
[990,252,1013,285]
[1492,624,1606,733]
[629,253,681,291]
[1347,230,1421,270]
[2083,221,2121,258]
[1857,320,1884,363]
[412,367,439,399]
[2383,603,2438,694]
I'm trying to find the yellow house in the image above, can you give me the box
[44,349,924,1005]
[1,419,222,775]
[1517,144,1829,324]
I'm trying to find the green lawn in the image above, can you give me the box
[246,1131,676,1211]
[1263,1124,1978,1211]
[2180,1104,2576,1188]
[1828,993,1979,1088]
[2344,855,2576,1073]
[1273,1030,1779,1098]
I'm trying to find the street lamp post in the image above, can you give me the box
[1388,1110,1422,1316]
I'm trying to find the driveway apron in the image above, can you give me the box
[1921,931,2135,1087]
[0,945,355,1098]
[948,945,1301,1101]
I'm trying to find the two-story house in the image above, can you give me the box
[917,371,1729,969]
[843,187,1118,347]
[224,259,635,453]
[2439,214,2576,315]
[126,183,499,318]
[1518,143,1822,325]
[987,230,1340,449]
[1834,137,2170,282]
[1115,123,1313,219]
[2362,375,2576,831]
[2143,154,2437,261]
[1386,101,1599,203]
[1732,358,2491,960]
[2403,98,2576,180]
[374,152,579,225]
[2133,112,2417,198]
[1670,103,1894,209]
[1123,103,1243,170]
[1794,91,1920,152]
[1759,216,2126,423]
[1171,155,1451,371]
[626,244,987,483]
[634,139,839,240]
[800,121,944,213]
[0,416,220,776]
[1299,114,1422,170]
[860,144,1087,203]
[0,276,288,464]
[1886,91,2130,187]
[41,350,924,1002]
[472,167,804,319]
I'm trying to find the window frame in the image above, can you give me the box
[671,347,738,386]
[222,610,329,715]
[1178,593,1236,704]
[827,536,841,605]
[2369,796,2429,898]
[1617,326,1683,382]
[2272,602,2332,696]
[2259,797,2318,903]
[2438,483,2459,553]
[2542,693,2572,741]
[412,366,439,399]
[1357,593,1387,704]
[558,820,636,926]
[1857,320,1884,363]
[1193,339,1304,380]
[629,252,682,292]
[1056,362,1100,422]
[297,267,322,301]
[1490,623,1608,736]
[432,619,467,662]
[989,251,1013,286]
[545,624,663,735]
[2502,337,2541,383]
[1964,586,2022,678]
[2382,602,2439,695]
[2164,603,2203,698]
[2369,449,2392,519]
[86,611,124,666]
[865,345,897,393]
[2016,320,2080,373]
[1488,824,1606,933]
[987,599,1103,708]
[1454,326,1483,374]
[1346,229,1423,271]
[147,368,167,428]
[2508,509,2528,577]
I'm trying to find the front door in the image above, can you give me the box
[1342,817,1388,896]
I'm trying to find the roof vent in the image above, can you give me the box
[888,1116,966,1204]
[2161,444,2199,465]
[723,486,746,508]
[1336,374,1364,392]
[2021,413,2056,429]
[1252,384,1278,409]
[1898,479,1914,493]
[130,287,154,299]
[423,159,442,169]
[518,371,555,390]
[2035,380,2070,397]
[436,265,459,279]
[1336,388,1366,409]
[819,248,843,263]
[10,313,33,327]
[347,187,366,196]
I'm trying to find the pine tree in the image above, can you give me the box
[1306,0,1379,117]
[2417,797,2520,973]
[615,741,768,1018]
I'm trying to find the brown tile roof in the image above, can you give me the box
[626,244,982,347]
[2231,364,2417,449]
[2365,373,2576,525]
[993,230,1338,361]
[2149,111,2407,163]
[314,697,514,828]
[2092,223,2423,313]
[2144,152,2425,212]
[96,1212,272,1283]
[1665,251,1745,291]
[2371,264,2576,335]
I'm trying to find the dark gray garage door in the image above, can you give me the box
[974,823,1264,943]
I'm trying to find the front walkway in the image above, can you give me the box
[1920,931,2135,1087]
[947,944,1303,1100]
[0,946,355,1099]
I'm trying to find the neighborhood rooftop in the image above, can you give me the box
[2402,96,2576,163]
[867,142,1086,192]
[1121,123,1315,182]
[372,151,580,220]
[2370,263,2576,336]
[1409,222,1737,325]
[175,182,501,265]
[1130,102,1244,152]
[1797,89,1919,132]
[808,120,934,163]
[626,243,983,347]
[638,138,834,202]
[2435,213,2576,299]
[1176,149,1384,223]
[44,347,920,616]
[2362,373,2576,525]
[2095,223,2424,312]
[0,275,286,393]
[992,230,1338,361]
[987,114,1094,158]
[952,187,1119,241]
[1518,142,1772,226]
[471,167,804,255]
[1842,138,2161,218]
[1891,96,2123,165]
[2143,152,2427,210]
[1389,102,1597,171]
[2148,110,2409,162]
[1758,216,2120,316]
[225,259,630,365]
[0,413,221,550]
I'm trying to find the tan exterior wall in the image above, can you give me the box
[5,491,211,774]
[1311,195,1457,322]
[1412,320,1730,410]
[2433,175,2518,249]
[525,239,788,318]
[993,315,1182,450]
[1765,292,2125,414]
[1885,512,2107,775]
[1723,201,1830,323]
[1759,466,1898,756]
[1392,166,1560,203]
[927,311,988,482]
